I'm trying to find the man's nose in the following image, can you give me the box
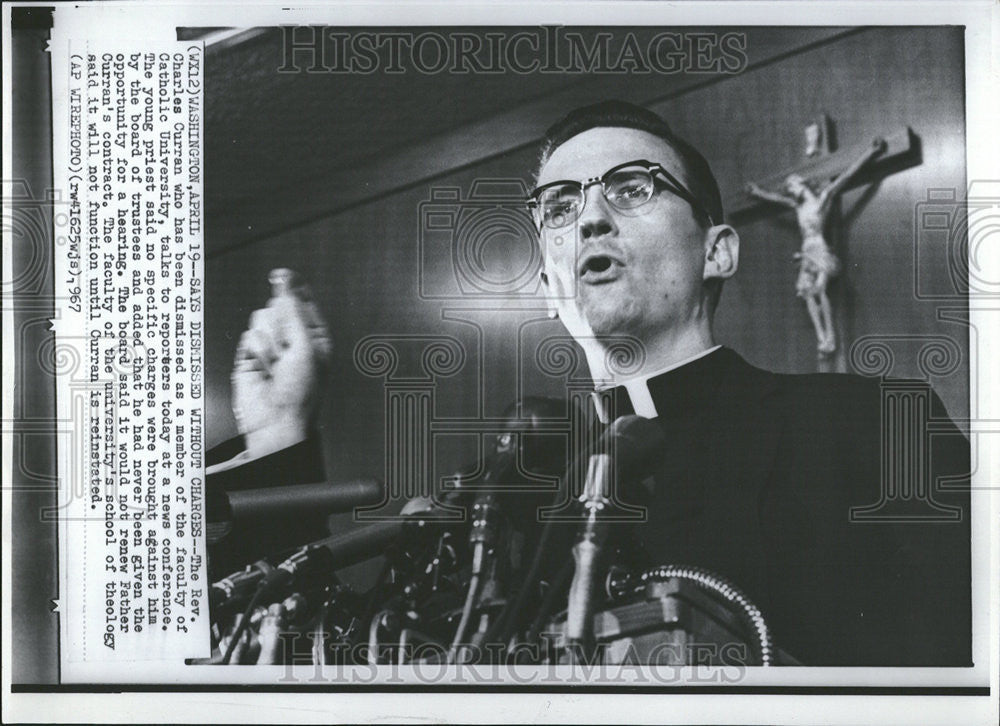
[577,185,617,241]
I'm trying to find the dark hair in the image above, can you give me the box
[535,100,724,226]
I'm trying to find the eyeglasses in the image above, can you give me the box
[526,159,713,231]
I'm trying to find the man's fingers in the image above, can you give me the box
[238,295,328,375]
[234,331,267,374]
[299,295,333,362]
[267,274,332,364]
[250,305,287,350]
[236,315,279,376]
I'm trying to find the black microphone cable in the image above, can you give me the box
[221,583,268,665]
[220,544,328,664]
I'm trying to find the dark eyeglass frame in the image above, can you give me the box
[526,159,714,231]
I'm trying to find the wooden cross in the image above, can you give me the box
[733,116,920,373]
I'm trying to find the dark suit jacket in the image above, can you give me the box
[602,347,971,666]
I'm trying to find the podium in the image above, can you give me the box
[547,573,799,666]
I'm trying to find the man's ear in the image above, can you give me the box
[703,225,740,281]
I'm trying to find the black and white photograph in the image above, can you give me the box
[4,2,998,724]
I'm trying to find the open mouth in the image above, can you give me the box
[578,253,623,282]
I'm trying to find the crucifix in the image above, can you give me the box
[735,117,919,372]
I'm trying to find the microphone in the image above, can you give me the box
[211,521,402,616]
[488,415,664,650]
[562,416,665,659]
[211,507,457,612]
[210,558,276,613]
[583,415,666,494]
[444,435,519,664]
[467,396,574,554]
[468,432,517,575]
[309,520,408,569]
[225,479,383,521]
[207,479,384,544]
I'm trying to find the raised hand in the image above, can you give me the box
[231,268,332,459]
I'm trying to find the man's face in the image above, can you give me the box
[538,127,710,343]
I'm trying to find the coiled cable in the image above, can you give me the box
[637,564,773,666]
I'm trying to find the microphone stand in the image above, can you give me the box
[564,453,611,665]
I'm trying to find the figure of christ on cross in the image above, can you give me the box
[746,136,887,356]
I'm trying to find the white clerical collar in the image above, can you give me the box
[592,345,722,422]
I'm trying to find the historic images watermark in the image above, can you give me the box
[844,181,1000,522]
[267,636,750,684]
[417,179,540,300]
[278,26,749,75]
[912,180,1000,300]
